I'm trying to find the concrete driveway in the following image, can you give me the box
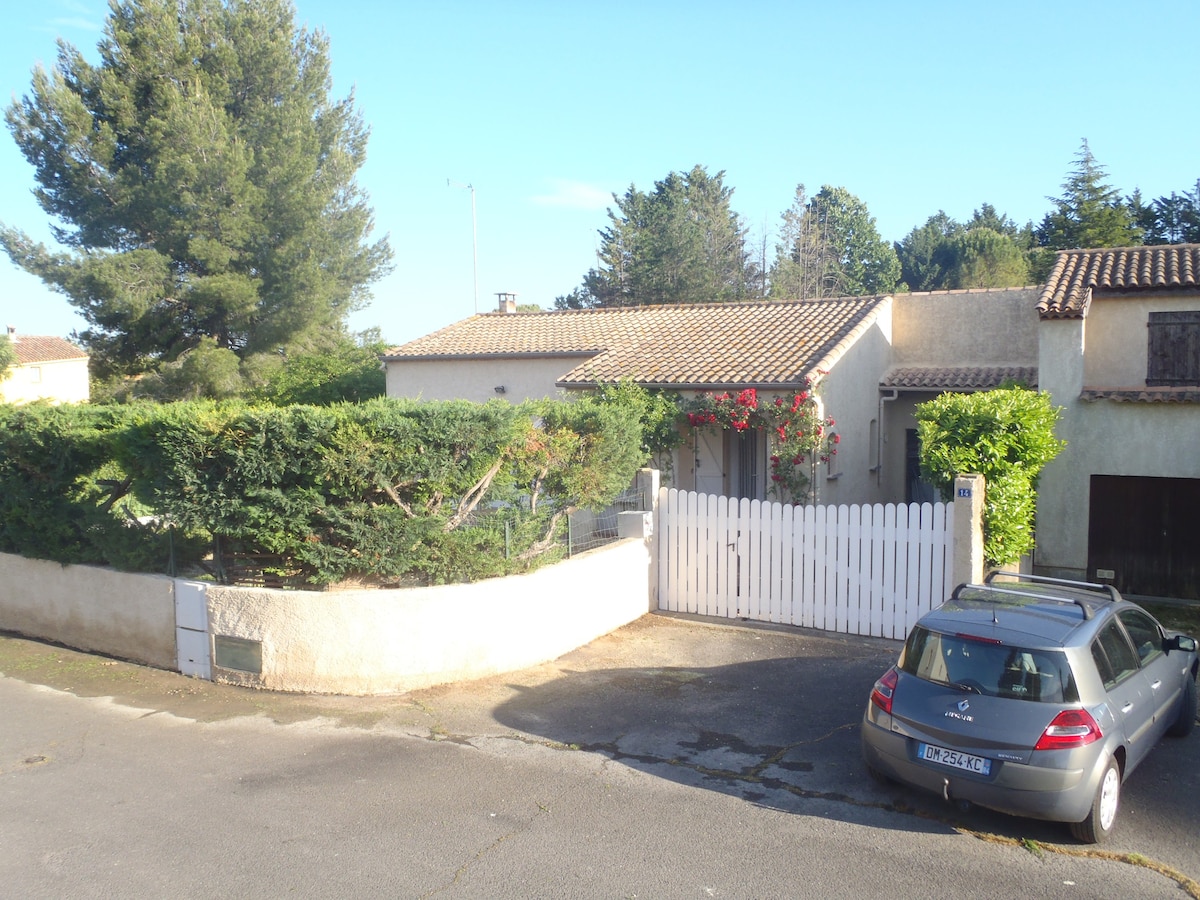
[2,613,1198,898]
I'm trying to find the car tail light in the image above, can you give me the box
[1034,709,1102,751]
[870,668,899,714]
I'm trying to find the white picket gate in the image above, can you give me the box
[657,488,954,640]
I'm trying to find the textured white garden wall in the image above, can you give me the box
[200,537,653,695]
[0,553,176,669]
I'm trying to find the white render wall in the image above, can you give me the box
[385,355,585,404]
[0,554,177,669]
[0,537,653,696]
[0,357,90,405]
[198,538,652,694]
[813,306,897,507]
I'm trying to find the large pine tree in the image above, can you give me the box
[0,0,392,379]
[565,165,752,308]
[1036,139,1141,250]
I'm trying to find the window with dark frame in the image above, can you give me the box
[1147,311,1200,386]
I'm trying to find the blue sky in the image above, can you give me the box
[2,0,1198,348]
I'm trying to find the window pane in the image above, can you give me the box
[1096,621,1139,684]
[1118,609,1163,664]
[900,628,1077,702]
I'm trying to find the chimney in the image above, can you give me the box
[496,292,518,314]
[6,325,14,342]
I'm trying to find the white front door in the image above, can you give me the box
[694,428,726,496]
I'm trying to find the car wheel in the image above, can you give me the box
[1070,757,1120,844]
[1167,673,1197,738]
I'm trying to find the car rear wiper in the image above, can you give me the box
[947,681,983,694]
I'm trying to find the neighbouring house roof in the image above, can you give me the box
[880,366,1038,392]
[384,297,891,390]
[1037,244,1200,319]
[8,334,88,365]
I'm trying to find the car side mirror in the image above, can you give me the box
[1166,635,1197,653]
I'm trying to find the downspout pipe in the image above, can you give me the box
[875,389,900,487]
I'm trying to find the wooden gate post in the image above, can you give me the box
[952,474,985,588]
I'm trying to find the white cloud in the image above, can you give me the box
[530,179,613,211]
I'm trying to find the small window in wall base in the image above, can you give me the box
[214,635,263,673]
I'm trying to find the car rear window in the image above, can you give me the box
[899,626,1079,703]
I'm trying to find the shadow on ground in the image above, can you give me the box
[486,622,1051,840]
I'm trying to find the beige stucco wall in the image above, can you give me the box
[1035,304,1200,578]
[0,553,176,669]
[385,355,589,403]
[1082,293,1200,387]
[201,537,653,694]
[879,288,1042,505]
[0,357,90,405]
[891,288,1040,368]
[814,306,897,507]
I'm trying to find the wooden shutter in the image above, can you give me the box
[1147,311,1200,386]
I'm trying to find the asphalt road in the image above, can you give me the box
[2,613,1197,899]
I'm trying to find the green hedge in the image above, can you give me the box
[0,395,647,586]
[915,386,1065,567]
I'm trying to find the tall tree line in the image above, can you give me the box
[560,141,1199,308]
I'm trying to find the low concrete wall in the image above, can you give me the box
[199,538,652,694]
[0,553,177,670]
[0,536,654,696]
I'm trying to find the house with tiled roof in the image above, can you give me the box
[384,287,1039,508]
[1033,244,1200,600]
[0,327,89,405]
[385,249,1200,600]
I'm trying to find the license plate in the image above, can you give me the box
[918,742,991,776]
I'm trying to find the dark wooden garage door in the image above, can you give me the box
[1088,475,1200,600]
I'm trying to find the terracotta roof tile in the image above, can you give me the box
[385,297,890,389]
[880,366,1038,391]
[1037,244,1200,318]
[1081,387,1200,403]
[9,335,88,365]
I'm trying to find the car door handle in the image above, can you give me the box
[1150,680,1162,690]
[1121,702,1134,714]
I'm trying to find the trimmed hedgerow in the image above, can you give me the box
[0,394,647,586]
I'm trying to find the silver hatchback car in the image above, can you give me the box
[861,573,1198,842]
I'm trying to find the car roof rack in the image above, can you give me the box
[984,571,1122,604]
[950,573,1122,622]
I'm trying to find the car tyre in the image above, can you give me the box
[1070,757,1120,844]
[1167,673,1197,738]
